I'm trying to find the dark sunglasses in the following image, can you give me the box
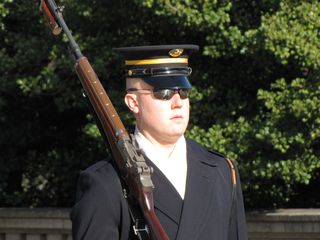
[126,88,190,100]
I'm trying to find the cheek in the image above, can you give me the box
[183,100,190,117]
[141,102,170,125]
[148,103,169,121]
[185,108,190,122]
[137,97,162,118]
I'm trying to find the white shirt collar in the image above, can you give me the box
[134,127,188,198]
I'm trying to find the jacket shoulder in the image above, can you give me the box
[186,138,228,164]
[77,159,122,194]
[71,159,132,239]
[186,138,236,182]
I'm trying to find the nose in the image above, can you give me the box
[171,91,183,109]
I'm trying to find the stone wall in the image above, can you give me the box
[0,208,71,240]
[246,209,320,240]
[0,208,319,239]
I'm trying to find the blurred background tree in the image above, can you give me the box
[0,0,319,209]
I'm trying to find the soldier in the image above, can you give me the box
[71,45,248,240]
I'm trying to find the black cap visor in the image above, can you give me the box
[142,76,192,89]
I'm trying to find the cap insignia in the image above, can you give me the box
[127,69,133,76]
[169,48,184,57]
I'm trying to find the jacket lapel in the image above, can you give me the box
[148,160,183,224]
[175,140,219,240]
[142,139,219,239]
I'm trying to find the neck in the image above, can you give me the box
[137,128,181,158]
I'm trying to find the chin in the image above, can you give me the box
[169,128,186,138]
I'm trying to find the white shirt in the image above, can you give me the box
[134,128,188,199]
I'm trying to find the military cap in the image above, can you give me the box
[113,44,199,89]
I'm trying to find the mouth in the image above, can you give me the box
[170,115,183,120]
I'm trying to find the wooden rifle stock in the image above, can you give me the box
[39,1,169,239]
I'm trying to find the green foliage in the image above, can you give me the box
[262,1,320,68]
[256,78,320,180]
[1,0,319,209]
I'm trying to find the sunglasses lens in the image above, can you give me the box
[153,89,189,100]
[153,89,172,100]
[179,89,189,99]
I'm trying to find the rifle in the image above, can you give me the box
[39,1,169,239]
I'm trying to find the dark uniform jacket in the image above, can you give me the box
[71,139,248,240]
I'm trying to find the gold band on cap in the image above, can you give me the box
[125,58,188,65]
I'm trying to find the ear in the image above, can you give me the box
[124,93,139,113]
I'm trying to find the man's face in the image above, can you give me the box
[125,79,190,145]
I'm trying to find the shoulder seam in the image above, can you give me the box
[225,158,237,187]
[207,150,237,187]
